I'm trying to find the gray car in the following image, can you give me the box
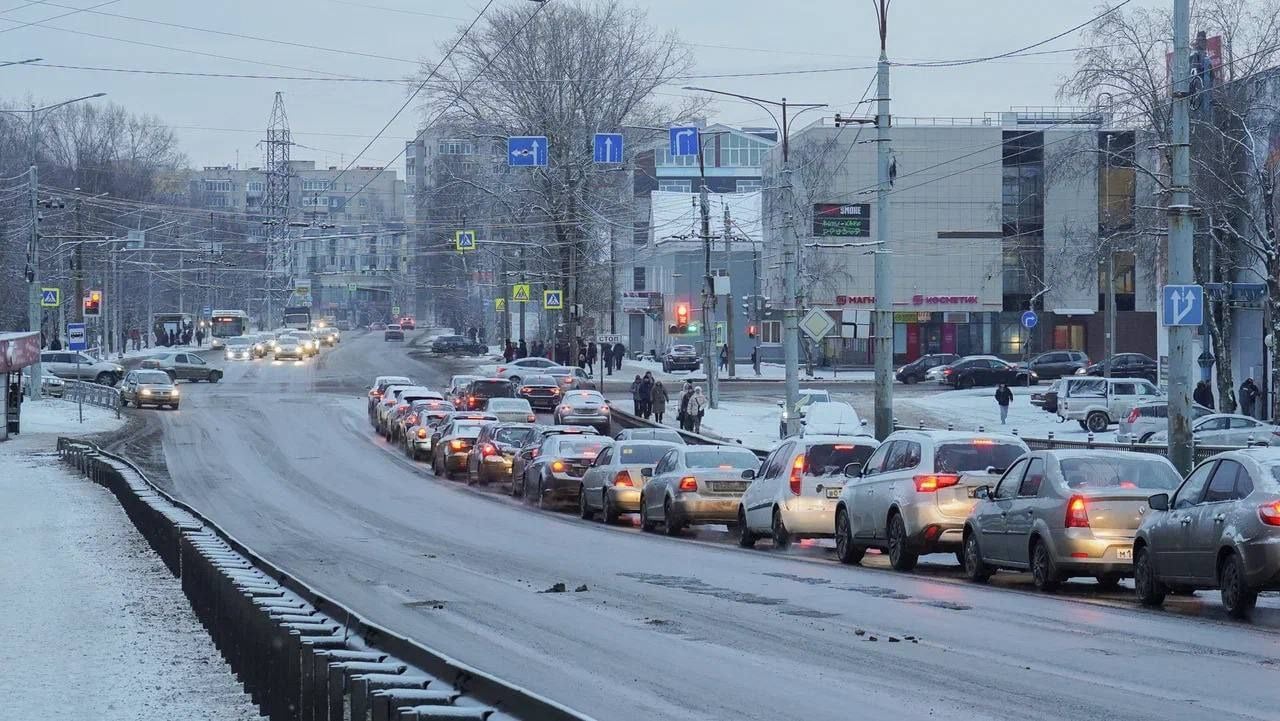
[1118,400,1213,443]
[1135,448,1280,618]
[963,450,1182,590]
[519,434,612,509]
[140,351,223,383]
[120,369,181,409]
[39,350,124,386]
[552,390,612,432]
[834,430,1029,570]
[1147,413,1280,447]
[640,446,762,535]
[579,441,678,523]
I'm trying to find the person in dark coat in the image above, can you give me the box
[677,381,695,431]
[719,344,729,371]
[995,383,1013,425]
[638,372,654,418]
[503,341,515,362]
[612,342,626,371]
[518,339,528,358]
[577,347,588,370]
[630,375,644,416]
[1240,377,1260,418]
[650,379,669,424]
[1193,380,1215,410]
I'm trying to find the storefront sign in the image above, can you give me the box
[813,203,871,237]
[836,294,875,305]
[912,294,978,305]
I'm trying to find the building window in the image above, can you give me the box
[204,179,232,192]
[735,179,762,193]
[245,180,264,193]
[358,198,368,207]
[658,179,692,193]
[206,195,229,208]
[761,320,782,344]
[721,133,770,168]
[300,196,329,207]
[437,140,474,155]
[632,267,646,291]
[302,179,332,192]
[633,220,649,246]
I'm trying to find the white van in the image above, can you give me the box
[800,401,869,437]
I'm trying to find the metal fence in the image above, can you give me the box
[61,379,121,417]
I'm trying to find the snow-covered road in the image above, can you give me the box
[116,331,1280,721]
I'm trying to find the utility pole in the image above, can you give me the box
[74,200,84,323]
[1167,0,1195,474]
[872,0,895,440]
[1104,133,1115,379]
[723,205,736,378]
[609,224,617,334]
[26,164,41,399]
[699,162,719,408]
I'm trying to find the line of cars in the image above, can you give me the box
[896,350,1159,391]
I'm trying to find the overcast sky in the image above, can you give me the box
[0,0,1163,170]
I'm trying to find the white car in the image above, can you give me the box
[491,357,559,385]
[375,384,425,433]
[484,397,537,424]
[800,401,868,437]
[1147,413,1280,446]
[738,436,880,549]
[778,389,832,438]
[1058,377,1163,433]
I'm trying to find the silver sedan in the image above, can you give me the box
[639,446,762,535]
[578,441,679,523]
[553,390,611,432]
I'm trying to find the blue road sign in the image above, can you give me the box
[67,322,87,351]
[1020,310,1038,329]
[202,306,212,318]
[508,136,548,167]
[1162,284,1204,326]
[669,126,699,157]
[593,133,623,164]
[40,288,60,307]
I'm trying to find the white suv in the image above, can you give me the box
[492,357,558,385]
[1058,377,1163,433]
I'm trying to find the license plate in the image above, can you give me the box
[1116,547,1133,561]
[825,487,842,499]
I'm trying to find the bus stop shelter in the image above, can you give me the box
[1,331,40,441]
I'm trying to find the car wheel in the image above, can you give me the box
[1139,432,1155,443]
[834,508,865,565]
[95,371,113,386]
[663,498,683,536]
[1085,411,1109,434]
[602,491,620,524]
[1134,546,1166,606]
[771,508,791,550]
[736,507,756,548]
[537,477,549,509]
[886,512,918,571]
[640,495,656,532]
[963,531,993,583]
[578,487,593,520]
[1219,552,1258,620]
[958,376,973,390]
[209,371,222,383]
[904,375,917,385]
[1030,537,1061,591]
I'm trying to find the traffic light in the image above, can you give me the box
[748,324,757,339]
[83,290,101,317]
[675,303,689,334]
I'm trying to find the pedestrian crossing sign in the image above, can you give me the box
[40,287,60,307]
[494,298,506,311]
[454,230,477,251]
[543,290,563,309]
[512,284,531,302]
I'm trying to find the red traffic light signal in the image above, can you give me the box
[748,324,757,339]
[675,303,689,324]
[83,290,102,317]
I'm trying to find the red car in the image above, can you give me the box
[400,316,416,330]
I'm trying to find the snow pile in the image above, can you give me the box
[899,385,1102,440]
[0,441,258,720]
[13,398,126,436]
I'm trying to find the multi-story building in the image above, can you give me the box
[756,108,1158,365]
[188,160,404,223]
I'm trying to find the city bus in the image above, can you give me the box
[209,310,250,349]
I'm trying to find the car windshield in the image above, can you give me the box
[557,439,606,456]
[685,450,760,469]
[523,375,557,386]
[807,443,876,476]
[134,371,171,384]
[616,444,672,464]
[450,376,478,389]
[934,442,1026,473]
[487,399,528,410]
[799,391,830,405]
[1059,456,1181,490]
[494,427,533,445]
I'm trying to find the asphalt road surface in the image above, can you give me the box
[115,331,1280,721]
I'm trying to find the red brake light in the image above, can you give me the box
[971,439,994,446]
[527,414,537,422]
[678,476,698,492]
[416,428,427,439]
[449,439,465,451]
[833,445,854,450]
[613,470,633,487]
[406,414,418,425]
[789,455,806,495]
[551,460,566,472]
[943,368,953,375]
[913,474,960,492]
[1065,495,1090,528]
[1259,501,1280,526]
[482,443,498,457]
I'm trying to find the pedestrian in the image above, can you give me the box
[995,382,1013,425]
[195,327,205,347]
[1240,377,1260,418]
[719,344,729,371]
[518,339,528,359]
[639,372,654,418]
[503,341,515,362]
[49,334,62,351]
[650,379,669,424]
[1193,380,1215,410]
[689,386,709,433]
[612,342,626,372]
[630,375,644,416]
[677,381,695,431]
[751,346,761,376]
[577,346,588,370]
[130,328,140,351]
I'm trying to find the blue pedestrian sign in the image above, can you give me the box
[508,136,548,167]
[669,126,699,157]
[593,133,623,164]
[40,287,60,307]
[1162,284,1204,326]
[1020,310,1038,329]
[67,322,87,351]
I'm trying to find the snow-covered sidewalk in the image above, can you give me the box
[0,436,258,720]
[11,397,126,436]
[898,385,1102,440]
[616,357,873,384]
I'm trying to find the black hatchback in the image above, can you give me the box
[895,353,959,384]
[462,378,515,411]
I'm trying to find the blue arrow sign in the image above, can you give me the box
[593,133,623,164]
[67,322,87,351]
[669,126,699,157]
[1162,284,1204,326]
[1020,310,1038,329]
[508,136,548,167]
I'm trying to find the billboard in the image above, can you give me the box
[813,203,871,237]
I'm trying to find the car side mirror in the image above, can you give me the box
[776,401,784,407]
[843,462,863,478]
[641,467,654,478]
[986,466,1006,475]
[974,485,991,500]
[741,468,756,480]
[1147,493,1169,512]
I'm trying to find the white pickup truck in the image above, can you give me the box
[1057,376,1163,433]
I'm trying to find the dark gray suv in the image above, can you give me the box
[1022,350,1089,380]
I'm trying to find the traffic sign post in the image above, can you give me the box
[1162,284,1204,326]
[507,136,548,167]
[391,306,401,317]
[669,126,699,157]
[454,230,477,251]
[543,290,563,310]
[347,283,357,293]
[511,284,531,303]
[800,308,836,343]
[67,322,87,351]
[593,133,623,164]
[1020,310,1038,329]
[494,298,506,311]
[40,288,60,308]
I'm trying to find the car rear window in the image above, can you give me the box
[806,443,876,476]
[617,444,671,464]
[135,371,170,384]
[522,375,556,386]
[453,425,484,438]
[1059,456,1181,490]
[558,439,606,456]
[494,427,533,445]
[934,442,1026,473]
[567,392,604,403]
[472,381,513,396]
[487,399,528,410]
[627,429,685,444]
[685,450,760,469]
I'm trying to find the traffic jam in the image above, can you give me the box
[366,371,1280,621]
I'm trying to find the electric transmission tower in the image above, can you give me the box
[262,91,292,326]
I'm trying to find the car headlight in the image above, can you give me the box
[141,389,151,396]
